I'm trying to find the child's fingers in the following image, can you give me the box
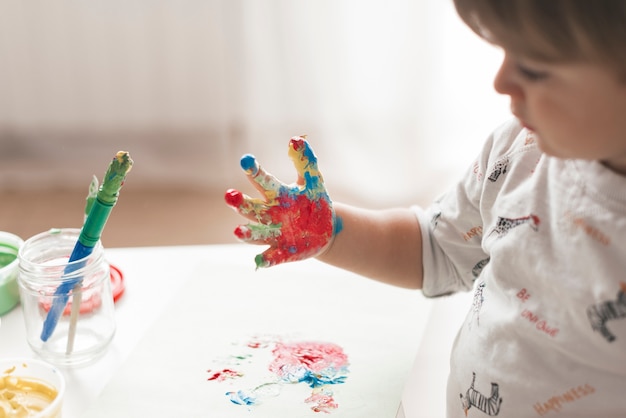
[256,241,327,269]
[288,136,322,187]
[232,223,280,254]
[224,189,273,224]
[232,225,275,245]
[255,248,278,269]
[240,154,283,198]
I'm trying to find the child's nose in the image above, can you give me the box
[493,55,522,99]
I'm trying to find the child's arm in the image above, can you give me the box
[317,202,423,289]
[225,137,423,289]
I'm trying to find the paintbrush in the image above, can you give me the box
[66,174,101,354]
[41,151,133,342]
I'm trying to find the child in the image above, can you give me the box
[225,1,626,416]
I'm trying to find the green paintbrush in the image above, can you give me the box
[41,151,133,342]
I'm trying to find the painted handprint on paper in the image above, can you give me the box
[225,137,342,268]
[207,336,350,414]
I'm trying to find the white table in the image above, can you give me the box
[0,244,471,417]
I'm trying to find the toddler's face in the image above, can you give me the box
[493,51,626,175]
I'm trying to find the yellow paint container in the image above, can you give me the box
[0,358,65,418]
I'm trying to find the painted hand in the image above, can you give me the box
[225,137,342,269]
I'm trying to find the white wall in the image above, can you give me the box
[0,1,510,204]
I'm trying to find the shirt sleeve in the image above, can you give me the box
[416,120,523,297]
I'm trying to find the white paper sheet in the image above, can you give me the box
[83,253,433,417]
[400,292,473,418]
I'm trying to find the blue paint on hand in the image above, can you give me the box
[333,215,344,235]
[240,154,259,175]
[302,142,317,166]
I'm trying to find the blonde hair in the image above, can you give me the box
[453,0,626,74]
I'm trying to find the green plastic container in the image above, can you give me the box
[0,231,24,315]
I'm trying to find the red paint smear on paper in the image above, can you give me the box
[306,389,340,414]
[207,368,243,382]
[207,339,349,413]
[270,341,348,374]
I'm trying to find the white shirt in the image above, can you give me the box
[416,119,626,417]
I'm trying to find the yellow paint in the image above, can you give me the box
[287,137,317,179]
[114,150,133,174]
[0,374,58,417]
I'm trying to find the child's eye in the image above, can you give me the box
[516,64,549,81]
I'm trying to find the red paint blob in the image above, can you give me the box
[234,226,251,240]
[290,138,305,151]
[225,189,244,207]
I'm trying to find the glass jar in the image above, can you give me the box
[18,228,116,367]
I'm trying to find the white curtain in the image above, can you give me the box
[0,1,509,204]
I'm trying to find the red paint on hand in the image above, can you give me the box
[260,193,333,267]
[290,137,305,151]
[225,189,244,208]
[234,225,251,240]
